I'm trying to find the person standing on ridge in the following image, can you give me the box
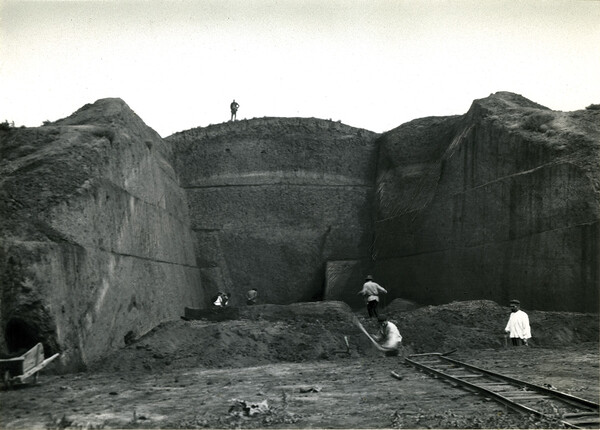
[230,99,239,121]
[358,275,387,319]
[504,299,531,346]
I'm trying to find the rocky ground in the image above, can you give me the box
[0,300,598,429]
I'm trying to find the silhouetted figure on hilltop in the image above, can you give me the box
[230,99,239,121]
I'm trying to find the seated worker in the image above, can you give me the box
[213,292,230,307]
[373,315,402,355]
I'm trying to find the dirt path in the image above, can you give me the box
[1,344,598,429]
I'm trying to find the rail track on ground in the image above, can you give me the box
[403,352,599,429]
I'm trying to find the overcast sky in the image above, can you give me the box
[1,0,599,137]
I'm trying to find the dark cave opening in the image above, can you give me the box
[5,317,40,354]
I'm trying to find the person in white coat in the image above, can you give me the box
[505,299,531,346]
[373,315,402,356]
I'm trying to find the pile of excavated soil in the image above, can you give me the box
[92,301,364,373]
[91,300,599,374]
[392,300,599,353]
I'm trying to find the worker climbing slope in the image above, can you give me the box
[358,275,388,319]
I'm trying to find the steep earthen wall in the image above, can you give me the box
[374,93,599,312]
[167,118,379,305]
[1,92,597,372]
[0,99,202,370]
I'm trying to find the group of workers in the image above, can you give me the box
[358,275,532,354]
[222,97,533,356]
[213,274,531,356]
[213,288,258,307]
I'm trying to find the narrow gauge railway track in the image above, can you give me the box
[404,352,599,429]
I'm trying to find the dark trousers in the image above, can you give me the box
[367,300,379,318]
[511,338,525,346]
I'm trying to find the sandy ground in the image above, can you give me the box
[0,300,598,429]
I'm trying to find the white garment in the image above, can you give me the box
[374,321,402,349]
[359,281,387,302]
[505,310,531,339]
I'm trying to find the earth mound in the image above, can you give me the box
[395,300,599,353]
[92,301,364,373]
[91,300,599,374]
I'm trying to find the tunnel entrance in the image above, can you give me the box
[5,317,40,354]
[3,304,59,358]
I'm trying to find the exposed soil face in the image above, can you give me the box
[0,300,598,429]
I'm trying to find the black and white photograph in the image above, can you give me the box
[0,0,598,428]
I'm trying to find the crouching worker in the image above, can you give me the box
[246,288,258,305]
[373,315,402,356]
[212,292,230,307]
